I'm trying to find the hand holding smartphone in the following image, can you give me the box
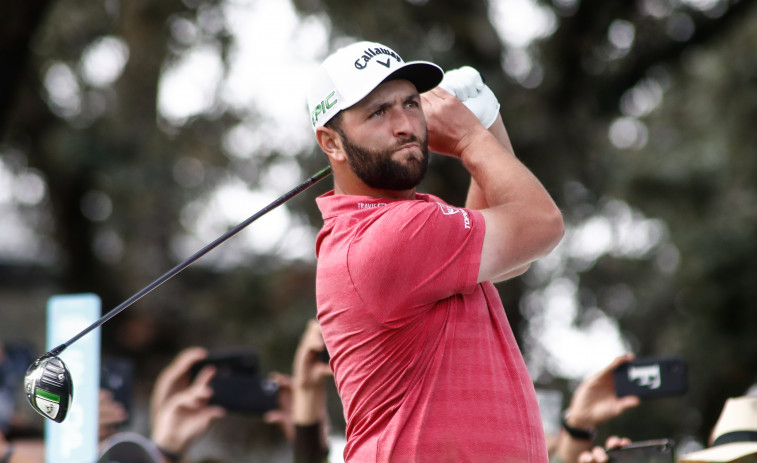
[190,349,279,415]
[100,358,134,427]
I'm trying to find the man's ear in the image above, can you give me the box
[315,126,347,163]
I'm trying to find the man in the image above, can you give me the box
[308,40,564,462]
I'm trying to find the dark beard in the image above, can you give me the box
[337,127,429,191]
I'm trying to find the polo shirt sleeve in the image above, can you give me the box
[346,200,485,323]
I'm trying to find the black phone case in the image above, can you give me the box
[614,356,688,398]
[190,349,277,414]
[607,439,674,463]
[101,358,134,425]
[208,374,280,414]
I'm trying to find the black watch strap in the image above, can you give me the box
[561,412,596,441]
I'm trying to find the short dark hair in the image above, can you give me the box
[324,111,344,132]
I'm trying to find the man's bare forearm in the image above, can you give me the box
[459,116,563,281]
[461,115,545,211]
[464,114,513,210]
[465,117,532,283]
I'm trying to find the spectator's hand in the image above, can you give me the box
[150,365,226,457]
[263,372,295,442]
[0,429,45,463]
[293,320,332,394]
[264,318,334,440]
[577,436,631,463]
[577,446,609,463]
[266,320,333,462]
[98,389,128,442]
[555,355,640,463]
[149,347,208,427]
[292,320,332,422]
[566,354,641,430]
[265,320,333,446]
[292,319,333,456]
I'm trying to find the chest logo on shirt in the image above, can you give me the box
[436,203,471,229]
[357,202,387,209]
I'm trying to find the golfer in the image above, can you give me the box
[308,40,564,462]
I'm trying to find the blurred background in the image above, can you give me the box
[1,0,756,461]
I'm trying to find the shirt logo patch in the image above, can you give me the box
[357,202,387,209]
[436,203,471,229]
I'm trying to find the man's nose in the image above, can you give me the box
[391,109,415,137]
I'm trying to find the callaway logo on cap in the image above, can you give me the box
[307,41,444,132]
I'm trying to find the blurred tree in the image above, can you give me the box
[1,0,756,457]
[0,0,54,132]
[601,10,757,442]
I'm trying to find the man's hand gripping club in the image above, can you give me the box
[439,65,501,129]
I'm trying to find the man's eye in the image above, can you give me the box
[371,108,385,117]
[406,100,419,108]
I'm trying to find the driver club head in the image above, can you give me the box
[24,354,73,423]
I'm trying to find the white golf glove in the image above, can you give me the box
[438,66,500,128]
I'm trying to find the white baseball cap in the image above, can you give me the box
[307,41,443,132]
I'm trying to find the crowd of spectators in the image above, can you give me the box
[3,326,756,463]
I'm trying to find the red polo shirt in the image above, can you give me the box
[315,191,547,463]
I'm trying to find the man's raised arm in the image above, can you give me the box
[423,81,564,284]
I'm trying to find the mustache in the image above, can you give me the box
[393,134,423,150]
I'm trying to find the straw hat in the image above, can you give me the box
[679,396,757,462]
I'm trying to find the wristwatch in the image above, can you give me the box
[561,412,596,441]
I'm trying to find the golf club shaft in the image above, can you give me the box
[48,166,332,357]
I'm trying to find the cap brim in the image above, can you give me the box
[679,442,757,462]
[385,61,444,94]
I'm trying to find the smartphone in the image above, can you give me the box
[206,374,280,414]
[607,439,674,463]
[191,349,279,414]
[614,356,688,398]
[319,347,330,364]
[100,358,134,426]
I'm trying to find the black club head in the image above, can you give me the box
[24,354,73,423]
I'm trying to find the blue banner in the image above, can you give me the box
[45,293,101,463]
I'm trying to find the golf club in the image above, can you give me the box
[25,165,332,422]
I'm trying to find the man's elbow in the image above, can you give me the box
[548,206,565,252]
[539,205,565,255]
[496,263,531,283]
